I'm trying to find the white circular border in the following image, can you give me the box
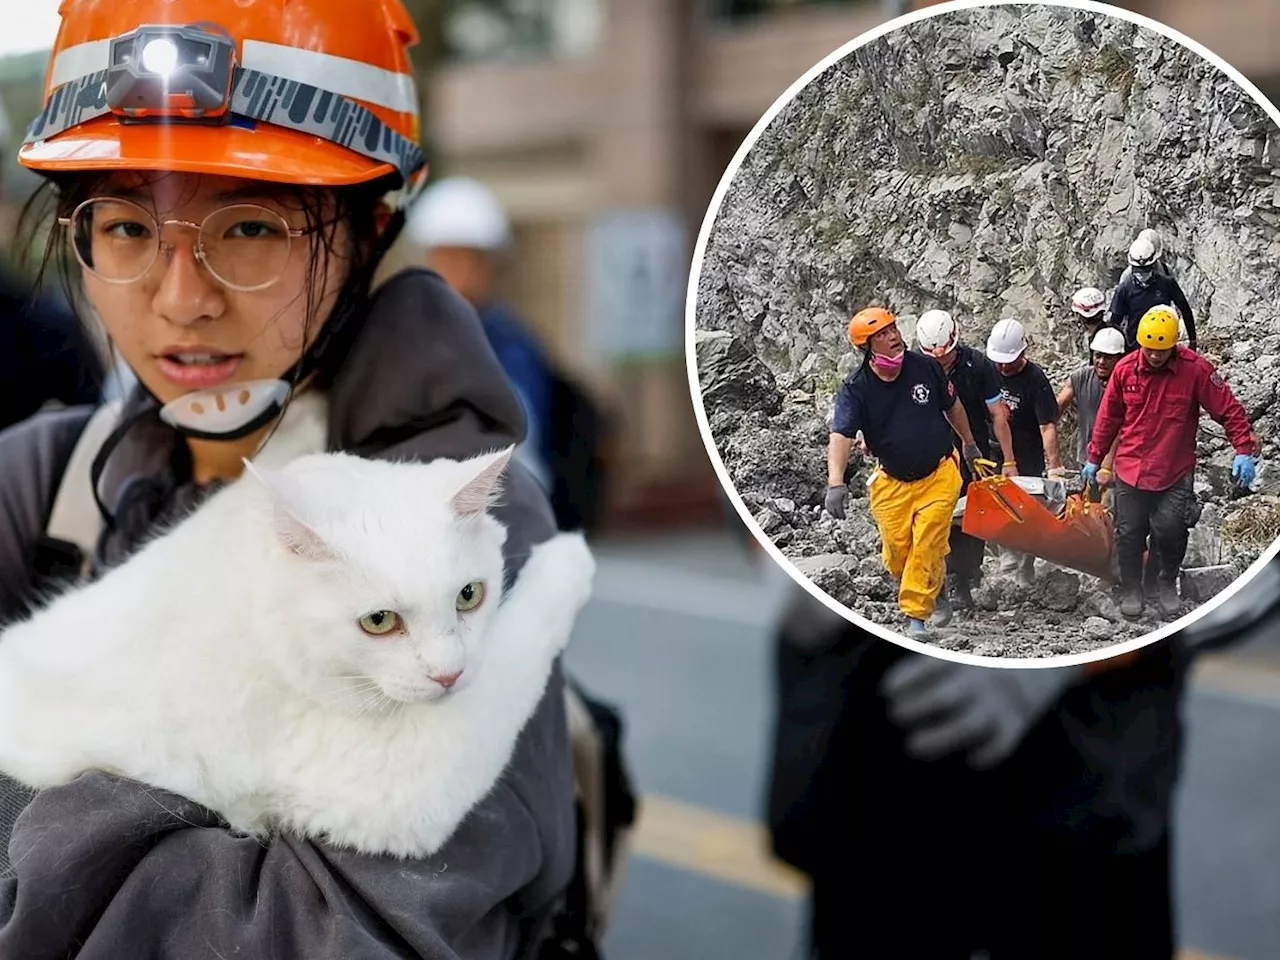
[685,0,1280,669]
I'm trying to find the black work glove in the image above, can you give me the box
[824,485,847,519]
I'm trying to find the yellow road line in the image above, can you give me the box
[630,793,1241,960]
[628,793,808,900]
[1192,652,1280,706]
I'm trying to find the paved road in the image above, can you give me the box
[564,530,1280,960]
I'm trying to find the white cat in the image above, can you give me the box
[0,445,595,858]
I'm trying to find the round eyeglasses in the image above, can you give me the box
[58,197,312,292]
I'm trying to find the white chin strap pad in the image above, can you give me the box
[158,379,290,436]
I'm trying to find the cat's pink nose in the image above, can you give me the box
[430,670,463,690]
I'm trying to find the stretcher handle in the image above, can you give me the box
[971,457,1000,479]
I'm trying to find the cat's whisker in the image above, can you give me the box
[311,682,385,710]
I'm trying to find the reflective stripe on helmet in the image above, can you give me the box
[23,66,425,187]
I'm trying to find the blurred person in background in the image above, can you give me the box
[404,176,611,536]
[406,175,555,493]
[0,2,584,956]
[764,576,1196,960]
[0,96,104,430]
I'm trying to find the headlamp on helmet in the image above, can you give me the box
[107,23,236,122]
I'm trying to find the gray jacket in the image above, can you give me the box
[0,269,576,959]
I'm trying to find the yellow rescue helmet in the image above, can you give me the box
[1136,306,1179,349]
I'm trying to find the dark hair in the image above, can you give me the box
[14,169,398,390]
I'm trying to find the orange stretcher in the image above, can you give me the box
[957,459,1117,582]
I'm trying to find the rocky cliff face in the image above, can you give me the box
[694,4,1280,656]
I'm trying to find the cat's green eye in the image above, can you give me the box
[456,581,485,612]
[358,611,403,637]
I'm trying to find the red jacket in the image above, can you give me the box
[1088,347,1255,491]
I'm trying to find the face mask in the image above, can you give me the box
[871,350,905,371]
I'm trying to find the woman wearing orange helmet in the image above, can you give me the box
[825,306,983,635]
[0,2,577,956]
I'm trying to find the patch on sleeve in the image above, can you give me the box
[1210,371,1224,387]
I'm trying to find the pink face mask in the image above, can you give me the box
[870,350,905,371]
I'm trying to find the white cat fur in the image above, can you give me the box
[0,446,595,858]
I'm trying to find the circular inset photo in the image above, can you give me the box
[690,0,1280,663]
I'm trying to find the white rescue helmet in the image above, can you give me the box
[1071,287,1106,319]
[1089,326,1126,355]
[916,309,959,357]
[1128,234,1158,268]
[405,176,512,251]
[1137,228,1163,260]
[986,317,1027,364]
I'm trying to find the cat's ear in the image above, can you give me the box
[241,458,338,563]
[451,446,514,516]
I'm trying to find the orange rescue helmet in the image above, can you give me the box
[18,0,426,198]
[848,307,897,347]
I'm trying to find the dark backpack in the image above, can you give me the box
[543,368,611,535]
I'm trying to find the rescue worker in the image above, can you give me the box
[406,175,556,492]
[1108,234,1197,354]
[1056,325,1125,498]
[0,2,578,955]
[985,317,1064,585]
[1084,307,1257,619]
[823,307,982,635]
[1118,228,1175,284]
[915,309,1017,614]
[1069,285,1111,359]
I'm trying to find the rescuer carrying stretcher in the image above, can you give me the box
[824,308,983,635]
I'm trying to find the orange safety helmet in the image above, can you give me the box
[18,0,426,197]
[847,307,897,347]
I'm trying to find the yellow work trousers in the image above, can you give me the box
[868,455,964,621]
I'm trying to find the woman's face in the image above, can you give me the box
[77,172,350,406]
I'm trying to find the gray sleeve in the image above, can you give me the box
[0,406,94,625]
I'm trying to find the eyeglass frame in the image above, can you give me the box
[56,196,319,293]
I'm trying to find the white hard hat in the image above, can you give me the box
[986,317,1027,363]
[916,309,959,357]
[1071,287,1106,319]
[1128,235,1158,268]
[1137,228,1163,260]
[405,176,512,251]
[1089,326,1126,355]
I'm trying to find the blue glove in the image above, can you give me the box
[1232,454,1257,489]
[1081,461,1099,487]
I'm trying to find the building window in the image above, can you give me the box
[444,0,603,64]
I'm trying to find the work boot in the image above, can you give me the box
[950,577,974,612]
[1120,585,1144,620]
[930,593,953,627]
[906,618,930,636]
[1157,578,1181,615]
